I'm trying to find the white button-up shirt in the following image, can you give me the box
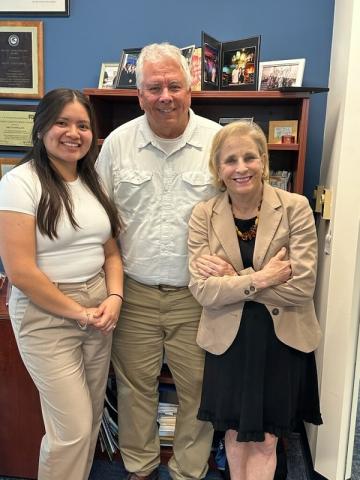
[96,109,221,286]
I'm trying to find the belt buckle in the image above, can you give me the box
[158,284,178,292]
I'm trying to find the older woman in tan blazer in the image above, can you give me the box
[188,121,322,480]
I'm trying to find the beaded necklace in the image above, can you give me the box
[233,200,262,242]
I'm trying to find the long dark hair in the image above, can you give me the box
[20,88,120,239]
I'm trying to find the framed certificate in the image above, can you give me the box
[0,21,44,99]
[0,0,69,16]
[0,105,36,150]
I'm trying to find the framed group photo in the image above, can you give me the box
[0,20,44,99]
[258,58,306,90]
[98,63,119,89]
[114,48,141,89]
[0,0,69,15]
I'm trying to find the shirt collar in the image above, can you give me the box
[136,109,204,150]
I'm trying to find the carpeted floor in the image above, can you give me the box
[0,432,311,480]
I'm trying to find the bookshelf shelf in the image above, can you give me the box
[84,88,312,193]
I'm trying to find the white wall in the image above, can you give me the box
[311,0,360,478]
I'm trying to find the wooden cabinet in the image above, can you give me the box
[0,280,44,479]
[83,88,311,193]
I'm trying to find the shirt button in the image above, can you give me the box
[272,308,280,315]
[244,289,250,295]
[250,286,255,292]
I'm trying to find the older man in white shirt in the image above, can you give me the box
[96,42,221,480]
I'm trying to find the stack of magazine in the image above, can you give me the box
[99,375,180,459]
[269,170,291,191]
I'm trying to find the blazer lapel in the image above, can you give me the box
[211,192,244,271]
[254,183,282,270]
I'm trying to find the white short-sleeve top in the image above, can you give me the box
[0,161,111,282]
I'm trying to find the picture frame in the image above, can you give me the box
[201,32,221,91]
[268,120,298,144]
[0,157,19,178]
[180,45,195,70]
[0,0,69,16]
[258,58,306,91]
[0,20,44,99]
[190,47,202,92]
[114,48,141,89]
[0,104,36,150]
[221,36,261,91]
[98,63,119,89]
[219,117,254,126]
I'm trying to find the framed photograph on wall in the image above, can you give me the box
[201,32,221,91]
[0,20,44,99]
[114,48,141,89]
[0,0,69,16]
[98,63,119,89]
[258,58,305,90]
[220,36,261,91]
[268,120,298,144]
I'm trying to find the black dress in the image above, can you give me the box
[197,217,322,442]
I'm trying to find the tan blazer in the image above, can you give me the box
[188,182,322,355]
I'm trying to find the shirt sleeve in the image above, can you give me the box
[96,137,115,199]
[0,166,37,216]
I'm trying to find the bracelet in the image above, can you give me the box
[108,293,124,301]
[77,310,90,331]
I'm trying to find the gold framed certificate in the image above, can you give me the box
[0,105,36,150]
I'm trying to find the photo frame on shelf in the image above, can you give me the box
[180,45,195,70]
[114,48,141,89]
[98,63,119,89]
[0,0,69,16]
[0,157,19,177]
[201,32,221,91]
[190,47,202,92]
[258,58,305,90]
[0,104,36,150]
[268,120,298,144]
[0,20,44,99]
[219,117,254,126]
[221,36,261,91]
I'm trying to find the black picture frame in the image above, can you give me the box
[0,0,70,16]
[201,32,221,91]
[221,36,261,91]
[114,48,141,89]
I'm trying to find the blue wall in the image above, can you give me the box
[0,0,335,198]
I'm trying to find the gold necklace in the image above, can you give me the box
[233,200,262,241]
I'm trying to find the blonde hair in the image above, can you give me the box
[209,121,269,190]
[136,43,191,89]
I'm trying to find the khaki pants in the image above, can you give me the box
[9,272,112,480]
[111,276,214,480]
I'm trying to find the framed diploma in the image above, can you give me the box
[0,21,44,99]
[0,105,36,151]
[0,0,69,16]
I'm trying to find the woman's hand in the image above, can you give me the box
[91,295,122,334]
[195,254,237,278]
[252,247,292,290]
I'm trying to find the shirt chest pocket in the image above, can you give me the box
[180,172,216,205]
[114,169,154,216]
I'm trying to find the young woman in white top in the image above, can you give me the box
[0,88,123,480]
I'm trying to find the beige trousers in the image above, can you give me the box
[9,272,112,480]
[111,276,214,480]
